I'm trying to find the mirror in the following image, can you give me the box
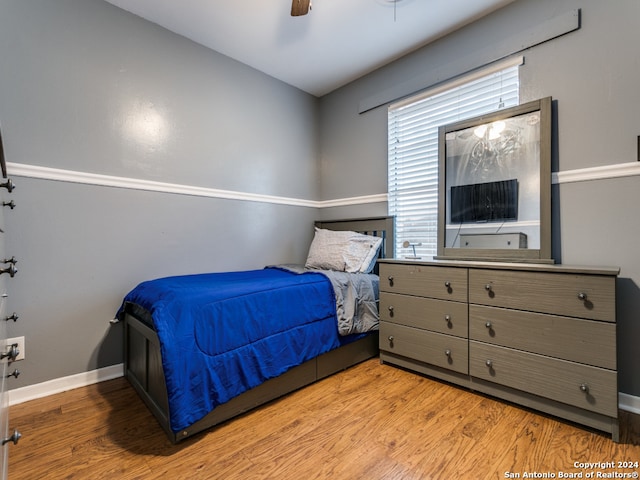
[436,97,553,263]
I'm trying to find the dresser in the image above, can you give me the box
[378,258,620,441]
[0,134,19,479]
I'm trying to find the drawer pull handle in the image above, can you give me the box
[388,306,394,312]
[0,178,15,193]
[580,383,589,393]
[445,349,451,357]
[444,281,451,288]
[444,314,451,323]
[577,292,588,301]
[2,430,21,446]
[485,321,492,329]
[484,284,492,292]
[387,276,394,286]
[1,343,19,362]
[3,200,15,210]
[6,369,20,379]
[0,263,17,277]
[5,313,18,322]
[485,359,493,368]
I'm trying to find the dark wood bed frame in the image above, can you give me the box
[123,216,395,443]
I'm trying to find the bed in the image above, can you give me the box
[118,216,394,443]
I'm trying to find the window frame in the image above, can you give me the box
[387,56,522,259]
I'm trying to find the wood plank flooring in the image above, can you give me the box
[8,359,640,479]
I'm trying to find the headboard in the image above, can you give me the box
[314,216,395,261]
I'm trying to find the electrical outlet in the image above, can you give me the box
[5,336,25,361]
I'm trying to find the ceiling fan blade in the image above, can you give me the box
[291,0,311,16]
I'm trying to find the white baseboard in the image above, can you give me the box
[619,393,640,415]
[8,364,124,407]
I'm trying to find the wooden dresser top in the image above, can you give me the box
[378,258,620,276]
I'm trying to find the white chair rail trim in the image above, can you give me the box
[552,162,640,184]
[6,162,387,209]
[8,161,640,209]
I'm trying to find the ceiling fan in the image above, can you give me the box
[291,0,311,16]
[291,0,402,18]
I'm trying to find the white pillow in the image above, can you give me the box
[305,227,383,273]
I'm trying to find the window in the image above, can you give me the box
[388,59,521,258]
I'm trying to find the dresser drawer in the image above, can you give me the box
[380,322,468,374]
[469,269,616,321]
[379,263,468,302]
[469,305,616,369]
[380,292,468,338]
[469,341,618,417]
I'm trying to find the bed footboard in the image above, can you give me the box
[124,314,171,436]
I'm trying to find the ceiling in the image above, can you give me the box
[104,0,515,97]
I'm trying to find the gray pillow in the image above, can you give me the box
[305,227,382,273]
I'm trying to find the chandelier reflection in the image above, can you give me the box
[464,120,522,180]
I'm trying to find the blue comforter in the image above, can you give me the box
[119,267,350,433]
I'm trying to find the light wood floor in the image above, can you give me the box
[8,359,640,479]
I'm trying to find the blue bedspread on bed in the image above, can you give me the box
[119,267,345,433]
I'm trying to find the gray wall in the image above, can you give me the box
[1,0,638,402]
[318,0,640,396]
[0,0,320,387]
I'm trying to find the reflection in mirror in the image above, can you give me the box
[445,110,540,249]
[436,97,552,263]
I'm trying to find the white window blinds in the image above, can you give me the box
[388,60,521,258]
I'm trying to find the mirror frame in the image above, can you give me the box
[436,97,553,263]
